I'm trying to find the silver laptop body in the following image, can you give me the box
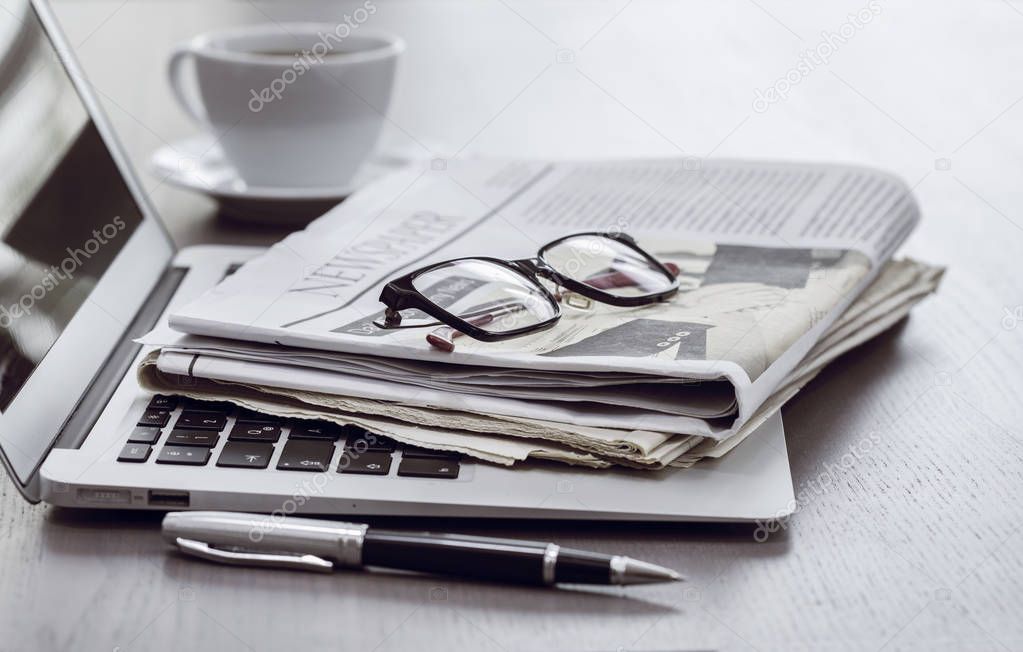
[0,0,793,521]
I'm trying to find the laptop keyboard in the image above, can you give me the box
[116,396,462,479]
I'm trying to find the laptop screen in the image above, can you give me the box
[0,5,144,412]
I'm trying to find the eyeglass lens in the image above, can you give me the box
[411,259,558,335]
[542,235,674,297]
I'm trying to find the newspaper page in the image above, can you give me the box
[156,158,920,439]
[139,258,942,468]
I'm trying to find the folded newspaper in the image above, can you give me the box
[139,158,943,469]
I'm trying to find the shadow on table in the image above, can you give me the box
[168,549,692,614]
[782,316,914,480]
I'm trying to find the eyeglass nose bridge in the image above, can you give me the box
[508,257,569,288]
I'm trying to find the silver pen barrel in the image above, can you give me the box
[162,511,368,568]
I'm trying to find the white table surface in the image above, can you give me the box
[1,1,1022,650]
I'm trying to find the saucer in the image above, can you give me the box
[150,135,420,224]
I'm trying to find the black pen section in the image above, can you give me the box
[552,548,613,584]
[362,530,619,585]
[362,530,551,584]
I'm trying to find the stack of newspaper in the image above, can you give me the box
[138,158,943,469]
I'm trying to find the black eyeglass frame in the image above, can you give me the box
[375,232,679,343]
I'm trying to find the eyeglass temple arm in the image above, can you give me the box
[382,307,403,327]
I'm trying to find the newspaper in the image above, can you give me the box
[138,257,942,468]
[139,157,935,468]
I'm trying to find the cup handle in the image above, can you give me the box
[167,45,207,125]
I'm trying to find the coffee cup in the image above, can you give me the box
[167,22,404,188]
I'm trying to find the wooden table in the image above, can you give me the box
[2,1,1021,649]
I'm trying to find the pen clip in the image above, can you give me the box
[174,537,335,573]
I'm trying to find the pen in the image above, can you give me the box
[162,511,683,586]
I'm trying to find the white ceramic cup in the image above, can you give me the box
[168,23,404,188]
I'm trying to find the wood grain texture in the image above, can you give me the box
[1,1,1021,650]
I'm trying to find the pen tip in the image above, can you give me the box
[615,557,686,585]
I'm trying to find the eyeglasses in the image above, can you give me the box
[373,232,680,345]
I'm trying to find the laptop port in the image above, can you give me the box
[75,488,131,505]
[148,490,190,507]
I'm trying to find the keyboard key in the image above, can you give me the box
[289,421,342,441]
[345,429,396,452]
[148,395,178,410]
[340,424,367,438]
[337,450,392,475]
[229,422,282,443]
[137,408,171,428]
[397,456,460,479]
[217,442,274,469]
[127,426,161,445]
[402,447,461,460]
[166,430,220,447]
[117,443,152,463]
[235,409,282,425]
[156,445,210,466]
[277,440,333,472]
[175,411,228,431]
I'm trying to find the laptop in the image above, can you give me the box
[0,0,794,521]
